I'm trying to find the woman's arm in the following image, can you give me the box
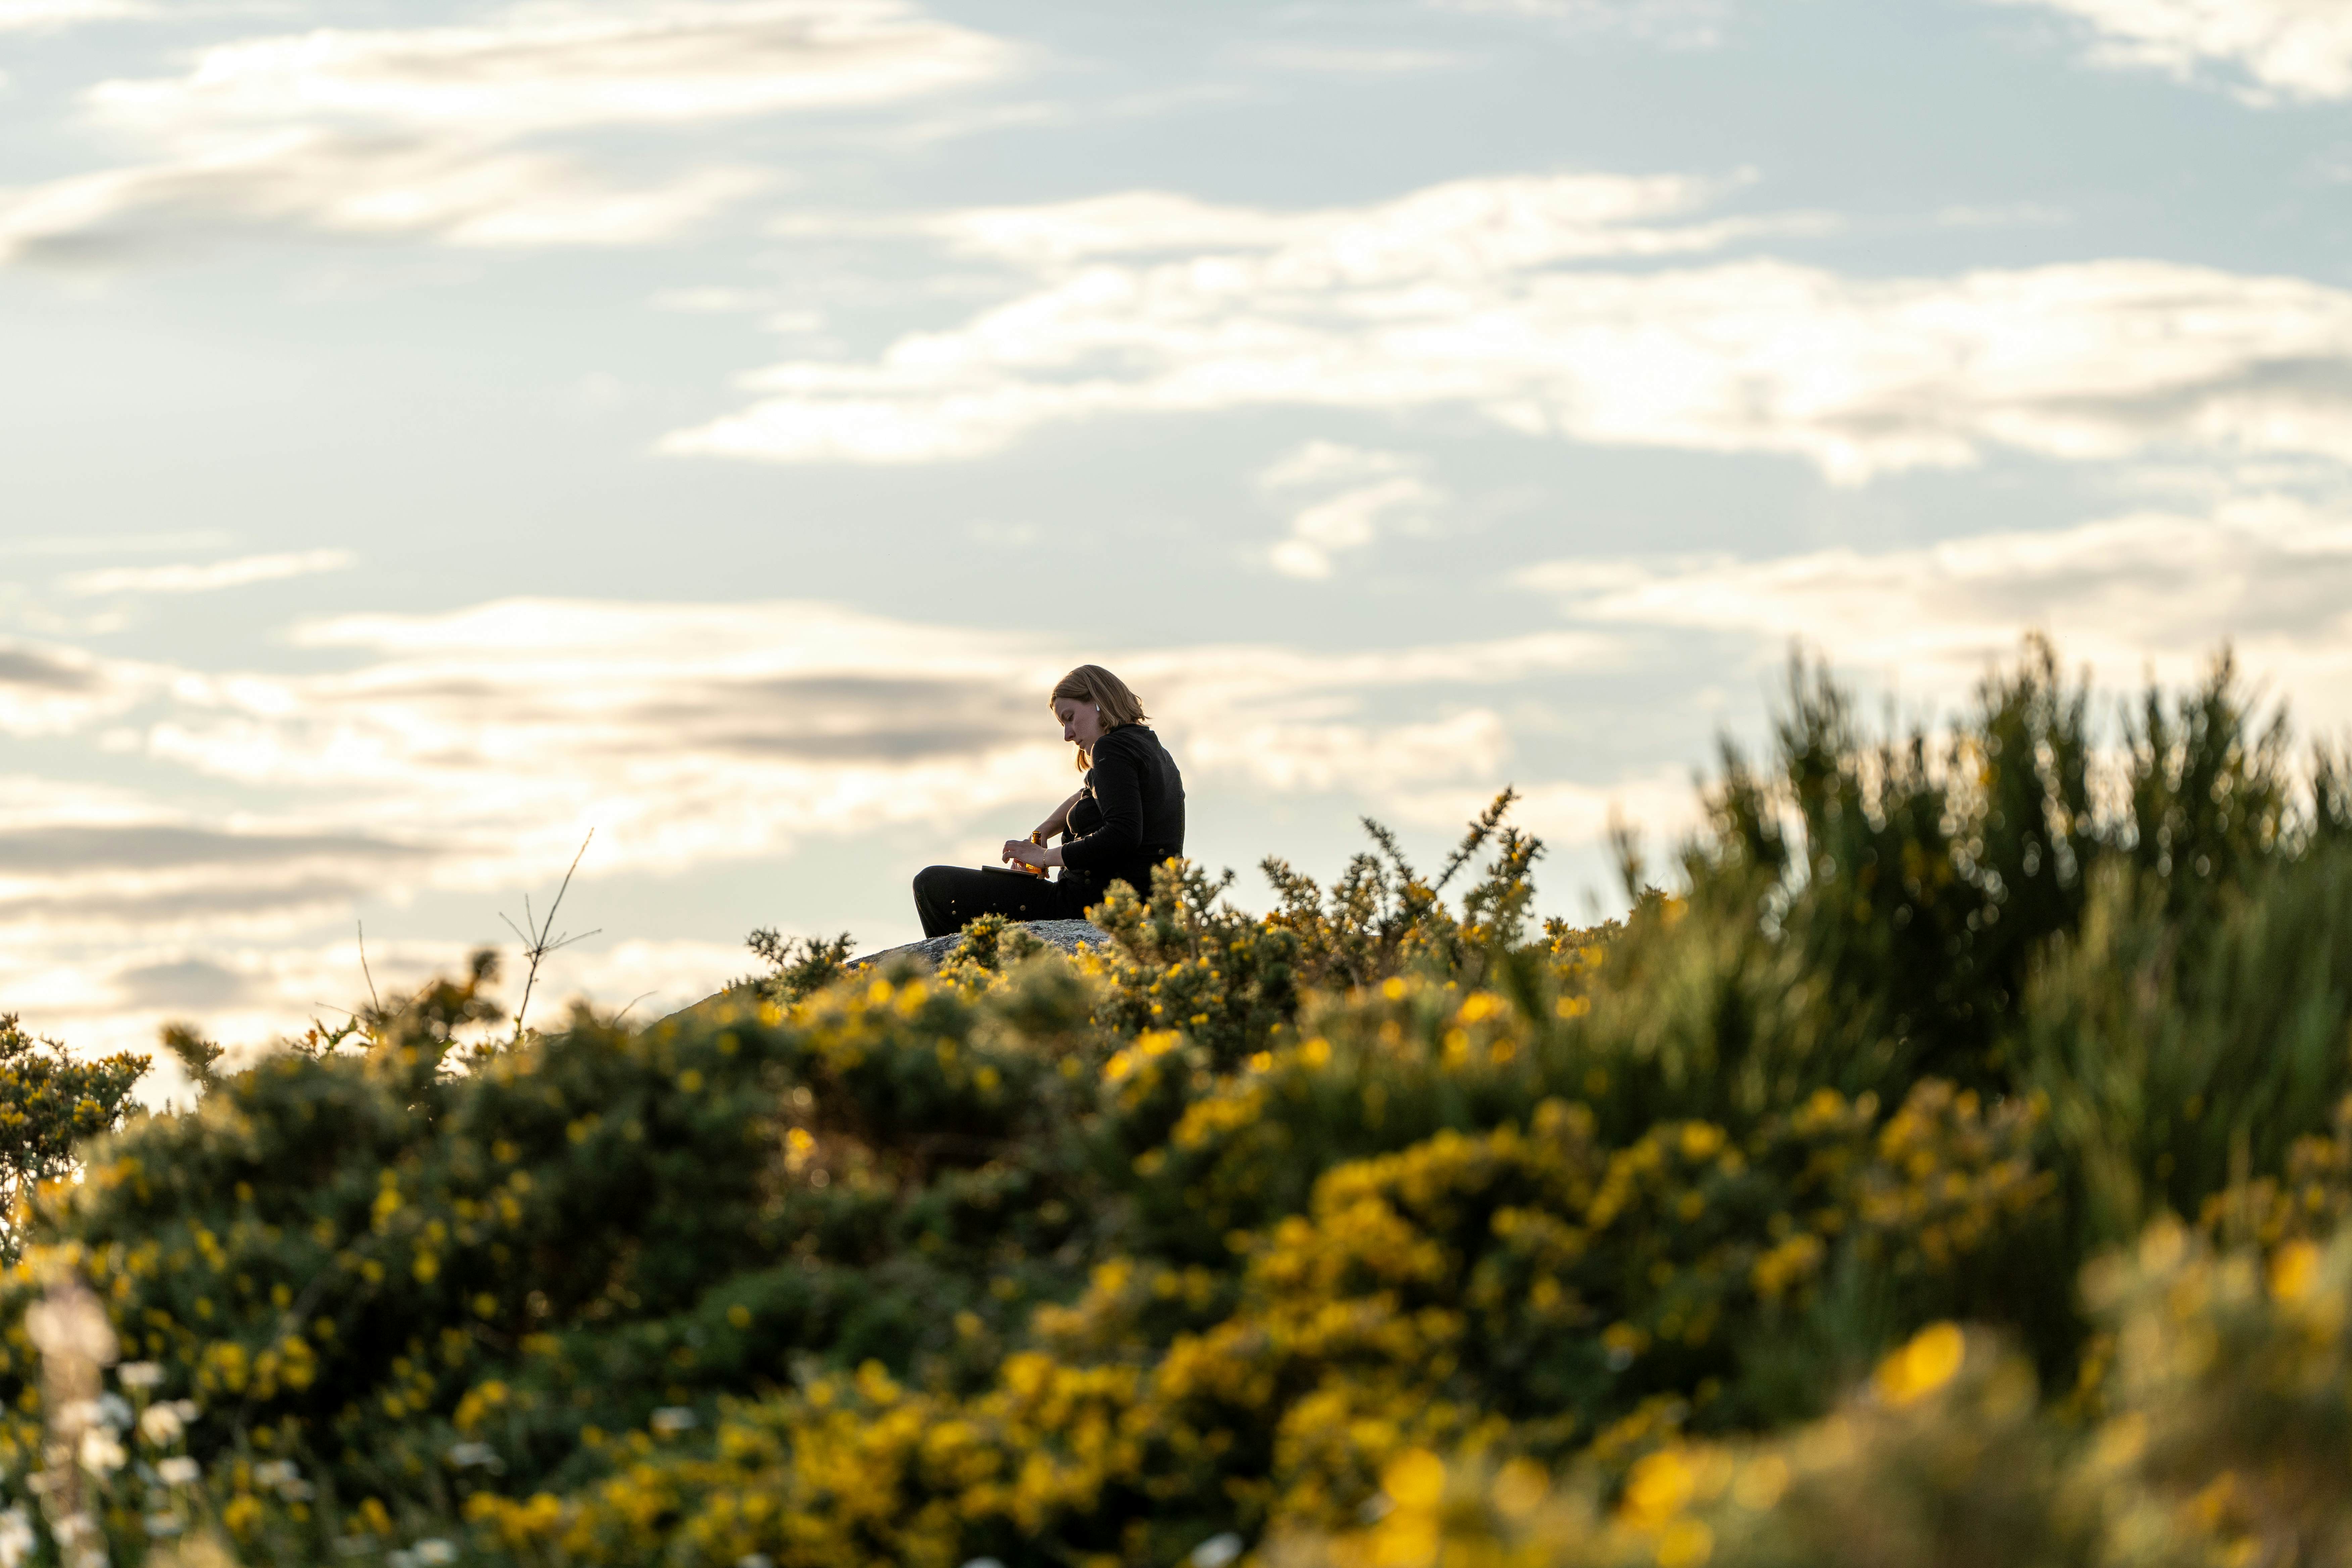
[1033,790,1083,841]
[1057,740,1141,869]
[1004,788,1087,870]
[1003,837,1067,869]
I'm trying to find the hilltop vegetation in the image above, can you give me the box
[5,641,2352,1568]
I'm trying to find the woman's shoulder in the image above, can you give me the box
[1106,725,1179,765]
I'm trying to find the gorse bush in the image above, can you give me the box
[0,1017,146,1263]
[6,639,2352,1568]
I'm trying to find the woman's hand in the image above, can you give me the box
[1002,838,1062,870]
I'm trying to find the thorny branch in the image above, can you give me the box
[501,830,600,1043]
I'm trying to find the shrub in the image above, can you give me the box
[3,640,2352,1568]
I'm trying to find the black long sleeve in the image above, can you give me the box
[1061,742,1142,867]
[1058,726,1185,898]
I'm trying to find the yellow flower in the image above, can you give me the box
[1873,1322,1965,1407]
[2269,1239,2319,1302]
[1381,1448,1446,1510]
[1658,1519,1714,1567]
[1622,1449,1695,1525]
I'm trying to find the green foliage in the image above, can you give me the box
[1277,1223,2352,1568]
[5,639,2352,1568]
[744,929,855,1006]
[0,1015,146,1260]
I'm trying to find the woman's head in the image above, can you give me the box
[1051,664,1147,769]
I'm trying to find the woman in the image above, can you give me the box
[912,664,1185,939]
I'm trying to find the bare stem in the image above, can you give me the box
[357,919,381,1014]
[504,830,600,1043]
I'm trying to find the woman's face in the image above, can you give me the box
[1055,698,1104,750]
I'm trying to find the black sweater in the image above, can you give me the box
[1060,725,1185,901]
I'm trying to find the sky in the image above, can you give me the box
[3,0,2350,1075]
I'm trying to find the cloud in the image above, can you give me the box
[0,638,151,735]
[0,810,441,941]
[898,170,1762,271]
[63,549,356,597]
[0,645,99,693]
[1,1,1013,262]
[0,599,1642,1055]
[0,0,143,29]
[1986,0,2352,102]
[1,129,771,263]
[1521,490,2352,725]
[87,2,1014,140]
[667,175,2352,483]
[1391,765,1706,846]
[1257,442,1444,579]
[114,957,254,1009]
[0,599,1623,911]
[0,822,425,873]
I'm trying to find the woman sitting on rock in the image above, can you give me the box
[912,664,1186,939]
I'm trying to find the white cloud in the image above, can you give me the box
[903,170,1764,271]
[1184,709,1512,794]
[1987,0,2352,102]
[0,0,145,31]
[1,1,1012,262]
[0,598,1638,1055]
[0,599,1622,917]
[0,639,153,736]
[1521,490,2352,726]
[63,549,356,597]
[1257,442,1443,579]
[87,2,1015,140]
[0,929,752,1072]
[1392,765,1705,846]
[667,174,2352,483]
[1,134,770,262]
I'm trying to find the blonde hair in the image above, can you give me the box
[1050,664,1148,771]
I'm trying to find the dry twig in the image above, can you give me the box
[501,830,600,1042]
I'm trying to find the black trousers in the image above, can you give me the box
[912,867,1091,939]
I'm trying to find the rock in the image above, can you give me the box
[849,918,1111,969]
[658,919,1112,1030]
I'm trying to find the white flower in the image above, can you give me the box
[958,1559,1006,1568]
[387,1553,416,1568]
[96,1393,133,1431]
[1190,1535,1244,1568]
[0,1507,34,1568]
[445,1442,498,1469]
[77,1428,126,1476]
[413,1540,457,1566]
[155,1457,200,1487]
[137,1404,183,1446]
[115,1363,164,1391]
[737,1557,775,1568]
[254,1459,312,1500]
[143,1515,183,1539]
[648,1406,697,1435]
